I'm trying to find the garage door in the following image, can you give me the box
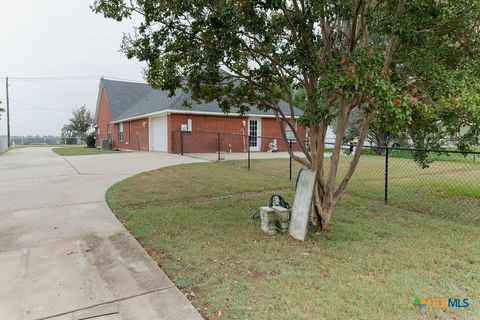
[150,116,168,151]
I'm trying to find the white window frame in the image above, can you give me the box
[285,119,297,141]
[118,122,124,141]
[107,124,112,141]
[248,117,262,151]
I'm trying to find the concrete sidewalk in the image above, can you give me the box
[0,147,204,320]
[184,151,331,161]
[185,151,303,161]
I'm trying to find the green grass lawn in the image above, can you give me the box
[52,146,123,156]
[342,155,480,226]
[107,159,480,320]
[362,147,480,164]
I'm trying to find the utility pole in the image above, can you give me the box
[6,76,10,148]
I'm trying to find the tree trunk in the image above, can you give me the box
[312,177,334,231]
[309,111,374,231]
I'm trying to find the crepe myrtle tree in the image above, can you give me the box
[93,0,480,230]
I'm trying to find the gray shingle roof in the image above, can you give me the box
[101,78,303,122]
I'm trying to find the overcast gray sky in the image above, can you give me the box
[0,0,146,136]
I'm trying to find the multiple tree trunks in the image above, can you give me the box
[93,1,480,233]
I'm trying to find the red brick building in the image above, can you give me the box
[95,78,307,153]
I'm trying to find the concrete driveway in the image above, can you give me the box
[0,147,204,320]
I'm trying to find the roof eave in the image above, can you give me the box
[111,109,302,123]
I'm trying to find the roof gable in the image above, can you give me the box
[100,78,303,122]
[102,79,153,120]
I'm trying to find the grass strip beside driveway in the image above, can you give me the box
[53,146,123,156]
[107,159,480,320]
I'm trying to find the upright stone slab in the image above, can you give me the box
[289,169,316,241]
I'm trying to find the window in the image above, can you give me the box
[118,122,124,141]
[107,124,112,141]
[286,120,297,140]
[248,119,258,147]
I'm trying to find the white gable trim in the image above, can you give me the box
[94,79,105,125]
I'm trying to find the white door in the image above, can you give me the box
[150,116,168,152]
[248,117,262,151]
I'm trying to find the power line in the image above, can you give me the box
[8,84,91,97]
[13,107,71,113]
[10,93,89,97]
[8,76,99,81]
[9,99,80,112]
[101,76,146,83]
[7,75,145,83]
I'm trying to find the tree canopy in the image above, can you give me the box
[61,105,95,142]
[93,0,480,230]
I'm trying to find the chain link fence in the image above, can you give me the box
[0,136,84,153]
[171,130,307,161]
[0,112,6,153]
[9,136,82,146]
[171,130,480,225]
[0,136,7,153]
[344,145,480,226]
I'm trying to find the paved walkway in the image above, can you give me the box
[185,151,330,161]
[185,151,305,161]
[0,147,204,320]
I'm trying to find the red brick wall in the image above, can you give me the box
[95,89,112,148]
[96,98,307,153]
[113,118,149,151]
[168,113,246,153]
[168,113,307,153]
[95,88,149,151]
[262,117,307,152]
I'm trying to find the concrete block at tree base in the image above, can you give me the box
[260,206,277,235]
[272,206,290,232]
[289,169,317,241]
[260,206,291,235]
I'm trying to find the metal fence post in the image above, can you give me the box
[180,130,184,155]
[384,146,389,203]
[217,132,221,161]
[289,139,292,180]
[247,135,251,170]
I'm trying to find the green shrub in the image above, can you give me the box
[86,133,96,148]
